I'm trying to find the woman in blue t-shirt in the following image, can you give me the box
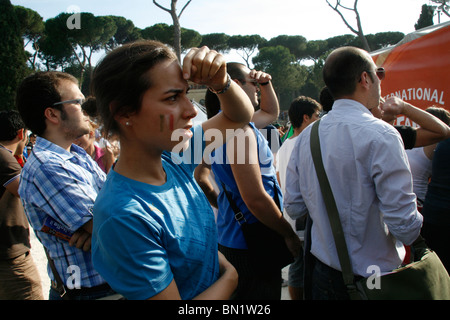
[90,41,254,300]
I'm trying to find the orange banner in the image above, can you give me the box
[372,21,450,126]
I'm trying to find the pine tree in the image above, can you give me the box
[0,0,28,111]
[415,4,435,30]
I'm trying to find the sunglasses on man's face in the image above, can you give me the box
[361,67,385,82]
[375,67,385,81]
[52,98,85,107]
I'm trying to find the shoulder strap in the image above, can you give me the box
[309,120,360,300]
[221,176,281,225]
[221,182,247,225]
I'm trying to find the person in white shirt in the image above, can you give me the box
[405,107,450,208]
[284,46,423,300]
[276,96,322,300]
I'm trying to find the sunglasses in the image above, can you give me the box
[360,67,385,82]
[375,67,385,81]
[52,98,85,107]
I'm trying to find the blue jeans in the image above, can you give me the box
[311,258,350,300]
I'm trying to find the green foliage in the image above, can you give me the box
[415,4,435,30]
[5,3,414,112]
[0,0,28,111]
[141,23,202,52]
[200,33,230,53]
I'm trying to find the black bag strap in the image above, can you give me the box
[221,176,281,226]
[221,182,247,225]
[309,120,360,300]
[43,247,71,300]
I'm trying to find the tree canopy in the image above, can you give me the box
[2,1,415,111]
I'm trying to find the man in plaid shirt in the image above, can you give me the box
[16,71,114,300]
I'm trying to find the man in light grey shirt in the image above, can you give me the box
[284,46,423,300]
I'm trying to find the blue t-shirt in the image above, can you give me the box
[211,122,283,249]
[92,125,219,300]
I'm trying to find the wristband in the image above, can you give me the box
[208,74,231,94]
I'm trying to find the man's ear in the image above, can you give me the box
[44,107,60,125]
[16,128,24,141]
[303,114,310,123]
[359,71,372,88]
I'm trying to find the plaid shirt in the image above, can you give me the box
[19,137,107,288]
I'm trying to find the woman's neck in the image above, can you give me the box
[114,144,167,186]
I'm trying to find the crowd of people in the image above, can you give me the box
[1,40,449,300]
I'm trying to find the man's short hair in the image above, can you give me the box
[323,47,373,99]
[227,62,247,83]
[0,110,25,141]
[289,96,322,129]
[16,71,78,136]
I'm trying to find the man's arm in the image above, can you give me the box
[4,176,20,197]
[250,70,280,129]
[382,97,450,147]
[183,47,254,147]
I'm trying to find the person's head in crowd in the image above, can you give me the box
[16,71,90,144]
[226,62,260,108]
[289,96,322,130]
[0,110,26,142]
[426,106,450,126]
[82,96,98,118]
[90,39,196,152]
[205,62,261,118]
[74,119,99,152]
[319,86,334,113]
[323,46,382,111]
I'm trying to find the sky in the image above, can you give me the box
[10,0,450,63]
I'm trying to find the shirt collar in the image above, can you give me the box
[34,136,87,161]
[332,99,373,116]
[0,144,13,154]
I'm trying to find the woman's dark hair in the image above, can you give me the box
[16,71,78,136]
[426,106,450,126]
[90,40,177,136]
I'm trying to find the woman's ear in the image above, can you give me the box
[110,101,133,128]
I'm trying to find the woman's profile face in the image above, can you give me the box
[126,59,198,152]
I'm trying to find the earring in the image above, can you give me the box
[125,121,130,126]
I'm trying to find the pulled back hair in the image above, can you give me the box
[0,110,25,141]
[16,71,78,136]
[90,40,177,136]
[323,47,374,99]
[426,106,450,126]
[289,96,322,129]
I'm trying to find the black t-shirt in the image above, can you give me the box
[394,125,417,150]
